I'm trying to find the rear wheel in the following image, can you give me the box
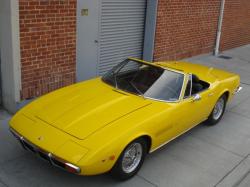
[206,94,227,125]
[110,138,147,180]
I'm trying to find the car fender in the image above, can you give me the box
[76,130,152,175]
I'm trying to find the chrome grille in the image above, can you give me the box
[10,129,65,169]
[9,128,81,174]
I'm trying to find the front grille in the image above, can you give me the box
[22,140,36,153]
[38,151,51,161]
[9,128,81,174]
[10,129,65,169]
[51,158,65,168]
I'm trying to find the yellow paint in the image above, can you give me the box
[9,58,240,175]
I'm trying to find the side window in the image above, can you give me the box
[184,74,210,99]
[191,74,204,95]
[184,75,192,98]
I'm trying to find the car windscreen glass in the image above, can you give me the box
[102,59,184,102]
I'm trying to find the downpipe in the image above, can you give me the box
[214,0,226,56]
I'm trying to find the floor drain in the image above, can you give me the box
[218,55,232,60]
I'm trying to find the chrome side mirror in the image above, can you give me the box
[192,94,201,102]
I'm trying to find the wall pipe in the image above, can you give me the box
[214,0,226,56]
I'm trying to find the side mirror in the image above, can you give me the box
[192,94,201,102]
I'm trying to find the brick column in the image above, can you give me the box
[154,0,221,61]
[19,0,76,99]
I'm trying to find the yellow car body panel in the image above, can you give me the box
[9,58,240,175]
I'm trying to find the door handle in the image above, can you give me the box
[94,40,99,43]
[192,94,201,102]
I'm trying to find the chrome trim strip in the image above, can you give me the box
[9,128,81,174]
[65,163,81,173]
[190,74,193,97]
[20,136,28,150]
[48,153,54,165]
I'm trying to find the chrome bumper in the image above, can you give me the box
[234,86,242,94]
[9,128,81,174]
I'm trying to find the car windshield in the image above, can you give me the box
[102,59,184,102]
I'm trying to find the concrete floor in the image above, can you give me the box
[1,45,250,187]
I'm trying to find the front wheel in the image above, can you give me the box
[205,95,227,125]
[110,138,147,180]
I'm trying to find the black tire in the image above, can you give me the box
[110,138,147,181]
[205,94,227,126]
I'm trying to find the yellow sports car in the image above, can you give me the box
[9,58,241,180]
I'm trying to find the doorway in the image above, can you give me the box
[76,0,147,81]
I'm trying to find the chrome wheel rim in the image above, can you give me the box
[213,98,225,120]
[122,143,142,173]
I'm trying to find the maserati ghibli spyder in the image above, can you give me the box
[9,58,241,180]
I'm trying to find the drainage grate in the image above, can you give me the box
[218,55,232,60]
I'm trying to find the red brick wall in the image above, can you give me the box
[154,0,221,61]
[19,0,76,99]
[220,0,250,51]
[18,0,250,100]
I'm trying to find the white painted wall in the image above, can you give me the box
[0,0,21,113]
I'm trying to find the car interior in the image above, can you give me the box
[115,66,184,100]
[105,62,210,101]
[184,74,210,98]
[115,67,160,93]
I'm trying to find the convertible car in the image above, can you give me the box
[9,58,241,180]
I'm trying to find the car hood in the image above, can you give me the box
[22,78,151,140]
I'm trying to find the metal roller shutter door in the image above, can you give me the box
[98,0,147,75]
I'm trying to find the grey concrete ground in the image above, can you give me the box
[1,45,250,187]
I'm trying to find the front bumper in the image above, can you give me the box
[10,128,81,174]
[234,86,242,94]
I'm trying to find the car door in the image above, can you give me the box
[173,74,215,133]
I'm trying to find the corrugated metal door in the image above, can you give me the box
[98,0,147,75]
[0,51,2,106]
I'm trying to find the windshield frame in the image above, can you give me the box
[102,58,187,103]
